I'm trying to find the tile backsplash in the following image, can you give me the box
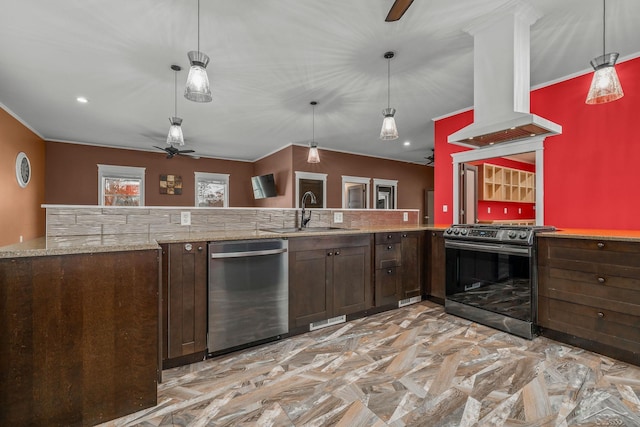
[44,205,420,237]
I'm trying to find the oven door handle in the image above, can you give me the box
[444,240,531,256]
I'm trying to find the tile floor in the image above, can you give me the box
[100,301,640,426]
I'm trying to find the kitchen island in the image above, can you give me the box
[0,223,433,426]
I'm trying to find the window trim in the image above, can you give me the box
[295,171,327,208]
[194,172,230,207]
[372,178,398,210]
[97,164,146,206]
[341,175,370,209]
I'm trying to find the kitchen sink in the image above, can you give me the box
[261,227,352,234]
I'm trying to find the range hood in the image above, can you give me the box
[448,1,561,148]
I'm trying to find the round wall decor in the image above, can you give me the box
[16,152,31,188]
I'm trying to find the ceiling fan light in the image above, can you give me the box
[185,51,212,103]
[586,53,624,104]
[167,117,184,146]
[307,142,320,164]
[380,108,399,140]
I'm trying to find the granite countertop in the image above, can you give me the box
[0,225,441,258]
[538,228,640,242]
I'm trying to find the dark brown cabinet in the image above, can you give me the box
[289,234,372,330]
[374,231,424,306]
[537,236,640,365]
[161,242,208,368]
[426,230,446,303]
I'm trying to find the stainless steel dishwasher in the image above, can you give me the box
[208,239,288,354]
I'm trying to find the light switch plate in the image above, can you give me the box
[180,211,191,226]
[403,212,408,221]
[334,212,343,223]
[443,205,448,212]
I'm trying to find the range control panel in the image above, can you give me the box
[444,224,554,246]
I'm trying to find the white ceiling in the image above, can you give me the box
[1,0,639,164]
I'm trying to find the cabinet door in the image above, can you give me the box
[427,231,446,302]
[375,266,401,306]
[400,231,423,299]
[289,248,332,328]
[333,244,372,316]
[166,242,207,360]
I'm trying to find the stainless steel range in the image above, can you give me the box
[444,224,555,339]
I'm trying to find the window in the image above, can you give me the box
[295,171,326,208]
[342,175,370,209]
[373,178,398,209]
[98,164,145,206]
[195,172,229,207]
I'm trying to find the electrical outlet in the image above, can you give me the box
[443,205,448,212]
[518,208,522,214]
[487,207,491,214]
[19,235,23,243]
[403,212,409,222]
[180,211,191,226]
[504,208,508,214]
[334,212,343,223]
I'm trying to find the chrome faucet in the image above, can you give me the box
[300,191,317,229]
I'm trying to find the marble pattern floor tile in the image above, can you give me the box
[99,301,640,427]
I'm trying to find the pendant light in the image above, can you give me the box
[380,51,399,140]
[586,0,624,105]
[185,0,212,103]
[307,101,320,163]
[167,65,185,146]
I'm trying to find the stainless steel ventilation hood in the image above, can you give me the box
[448,1,561,148]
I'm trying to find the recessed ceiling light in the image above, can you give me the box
[403,141,410,146]
[76,96,89,103]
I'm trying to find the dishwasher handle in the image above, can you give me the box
[210,248,287,259]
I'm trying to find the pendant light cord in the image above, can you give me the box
[197,0,201,53]
[312,103,315,142]
[602,0,606,57]
[174,69,178,117]
[387,57,391,109]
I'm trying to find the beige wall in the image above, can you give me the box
[0,109,46,246]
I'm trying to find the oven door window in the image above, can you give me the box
[445,245,532,320]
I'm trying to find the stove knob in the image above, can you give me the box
[460,229,468,235]
[519,231,529,239]
[445,228,453,234]
[508,230,517,239]
[453,228,460,235]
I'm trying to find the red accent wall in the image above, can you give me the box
[435,56,640,230]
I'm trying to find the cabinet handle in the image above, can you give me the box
[387,269,393,274]
[597,277,606,283]
[198,246,203,251]
[402,234,407,238]
[184,243,193,251]
[597,242,605,249]
[597,311,605,318]
[327,252,333,256]
[387,235,393,239]
[387,245,393,250]
[334,251,340,256]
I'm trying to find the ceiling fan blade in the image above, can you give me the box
[178,149,195,154]
[153,145,168,152]
[385,0,414,22]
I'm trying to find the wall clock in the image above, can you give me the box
[15,152,31,188]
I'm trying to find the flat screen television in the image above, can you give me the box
[251,173,277,199]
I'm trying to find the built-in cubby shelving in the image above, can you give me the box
[479,163,535,203]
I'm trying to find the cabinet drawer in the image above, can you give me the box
[538,236,640,268]
[375,232,401,245]
[538,296,640,356]
[375,243,401,268]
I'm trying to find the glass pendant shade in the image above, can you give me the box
[167,117,184,146]
[307,142,320,163]
[586,53,624,104]
[185,51,212,103]
[380,108,399,140]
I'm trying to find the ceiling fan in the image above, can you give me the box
[153,145,196,159]
[385,0,414,22]
[425,149,435,166]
